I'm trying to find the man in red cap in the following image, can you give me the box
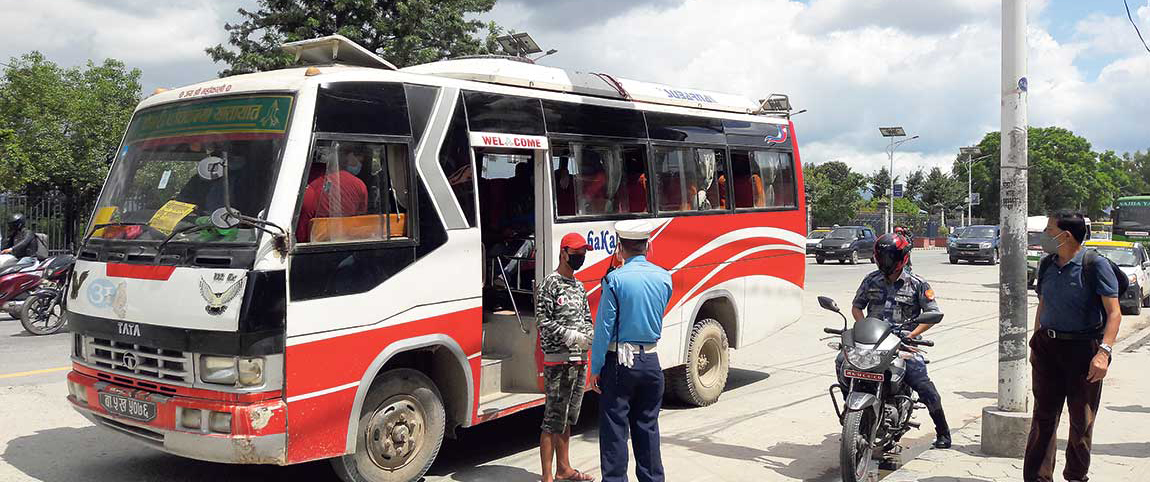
[536,232,596,482]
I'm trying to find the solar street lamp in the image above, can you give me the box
[880,127,918,233]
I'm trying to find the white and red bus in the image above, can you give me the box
[64,36,807,481]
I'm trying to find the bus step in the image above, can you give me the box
[480,356,507,397]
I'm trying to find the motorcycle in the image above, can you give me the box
[19,255,75,335]
[817,295,942,482]
[0,255,48,319]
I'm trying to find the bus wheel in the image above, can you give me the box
[332,369,445,482]
[670,319,729,407]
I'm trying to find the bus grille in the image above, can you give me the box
[86,336,193,384]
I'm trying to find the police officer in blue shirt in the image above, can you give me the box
[589,220,672,482]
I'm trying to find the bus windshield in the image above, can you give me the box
[89,95,294,245]
[1116,202,1150,232]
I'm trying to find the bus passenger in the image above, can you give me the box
[296,144,369,242]
[536,233,595,482]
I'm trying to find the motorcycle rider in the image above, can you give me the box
[849,233,951,449]
[1,214,44,261]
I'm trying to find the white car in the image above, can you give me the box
[1085,241,1150,316]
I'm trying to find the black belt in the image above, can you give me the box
[1042,329,1101,341]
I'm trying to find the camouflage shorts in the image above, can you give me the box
[541,362,587,434]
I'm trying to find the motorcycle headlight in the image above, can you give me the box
[980,242,992,249]
[845,347,887,370]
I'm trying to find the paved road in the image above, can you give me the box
[0,250,1145,481]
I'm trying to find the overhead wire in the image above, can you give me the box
[1125,0,1150,54]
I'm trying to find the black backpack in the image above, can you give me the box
[1037,249,1128,332]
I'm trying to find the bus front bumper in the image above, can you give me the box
[66,370,287,465]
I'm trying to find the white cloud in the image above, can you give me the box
[488,0,1150,168]
[0,0,242,91]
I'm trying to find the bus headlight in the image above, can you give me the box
[237,358,265,386]
[200,356,265,386]
[200,356,238,385]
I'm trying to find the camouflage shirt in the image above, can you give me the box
[852,270,940,326]
[537,272,594,363]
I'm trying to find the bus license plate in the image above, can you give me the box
[843,370,884,382]
[99,393,157,422]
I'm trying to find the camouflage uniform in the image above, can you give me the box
[536,272,593,434]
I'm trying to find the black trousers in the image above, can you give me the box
[599,351,664,482]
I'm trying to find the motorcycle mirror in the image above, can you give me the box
[915,312,944,325]
[818,296,840,313]
[197,156,226,181]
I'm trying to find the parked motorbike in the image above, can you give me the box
[18,255,75,335]
[0,254,47,319]
[818,295,942,482]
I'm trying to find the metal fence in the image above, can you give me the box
[0,194,87,254]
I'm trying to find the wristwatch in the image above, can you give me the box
[1098,343,1113,361]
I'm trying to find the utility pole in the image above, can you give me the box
[982,0,1031,458]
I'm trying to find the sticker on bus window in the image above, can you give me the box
[91,206,118,237]
[158,170,172,189]
[148,200,197,235]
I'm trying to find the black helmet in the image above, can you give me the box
[874,233,912,276]
[7,213,25,231]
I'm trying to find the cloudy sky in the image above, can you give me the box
[3,0,1149,178]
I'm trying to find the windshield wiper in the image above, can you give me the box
[153,224,215,263]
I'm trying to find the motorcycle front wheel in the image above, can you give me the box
[20,291,65,335]
[840,409,876,482]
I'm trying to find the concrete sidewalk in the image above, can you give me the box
[883,325,1150,482]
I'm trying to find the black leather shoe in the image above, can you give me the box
[933,431,952,449]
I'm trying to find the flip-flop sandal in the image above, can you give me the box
[556,469,596,482]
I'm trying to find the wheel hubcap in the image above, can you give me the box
[697,337,723,388]
[365,395,426,470]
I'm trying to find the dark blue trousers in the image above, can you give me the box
[599,350,664,482]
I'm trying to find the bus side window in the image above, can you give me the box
[654,146,725,213]
[296,139,415,244]
[732,149,797,209]
[551,142,650,217]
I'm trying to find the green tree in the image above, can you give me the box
[206,0,506,76]
[920,167,964,214]
[806,161,865,227]
[867,167,896,199]
[0,52,142,245]
[903,169,926,204]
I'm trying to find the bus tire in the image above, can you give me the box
[331,369,446,482]
[670,319,729,407]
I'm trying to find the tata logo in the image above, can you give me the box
[87,279,118,308]
[117,322,141,337]
[586,230,618,254]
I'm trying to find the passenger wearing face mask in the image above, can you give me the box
[296,143,369,242]
[535,233,596,482]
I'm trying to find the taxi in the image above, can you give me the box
[1084,240,1150,315]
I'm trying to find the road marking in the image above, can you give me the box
[0,366,71,379]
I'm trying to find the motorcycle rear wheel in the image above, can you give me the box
[20,292,65,335]
[840,409,876,482]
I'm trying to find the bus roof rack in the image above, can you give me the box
[281,35,397,70]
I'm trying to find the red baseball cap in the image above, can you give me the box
[560,233,589,251]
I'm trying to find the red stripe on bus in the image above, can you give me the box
[105,264,177,281]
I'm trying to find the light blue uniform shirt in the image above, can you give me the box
[591,255,673,375]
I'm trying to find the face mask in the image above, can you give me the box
[347,163,362,176]
[566,253,586,271]
[1040,231,1065,255]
